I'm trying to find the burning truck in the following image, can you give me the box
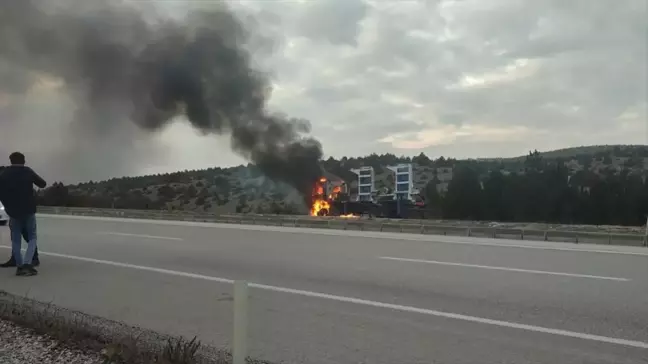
[309,174,351,216]
[309,166,428,219]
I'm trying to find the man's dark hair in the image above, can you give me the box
[9,152,25,165]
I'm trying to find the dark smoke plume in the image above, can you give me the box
[0,0,323,198]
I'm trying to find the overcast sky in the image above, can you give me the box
[1,0,646,181]
[164,0,647,168]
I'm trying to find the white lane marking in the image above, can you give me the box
[39,214,648,257]
[379,257,631,282]
[1,246,646,350]
[97,232,183,241]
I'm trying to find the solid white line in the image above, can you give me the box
[379,257,631,282]
[39,214,648,257]
[97,232,183,241]
[1,245,646,350]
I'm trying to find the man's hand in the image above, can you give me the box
[29,168,47,189]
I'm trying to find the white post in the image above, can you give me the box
[232,280,249,364]
[644,216,648,247]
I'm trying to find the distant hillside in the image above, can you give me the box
[478,145,647,162]
[38,144,648,217]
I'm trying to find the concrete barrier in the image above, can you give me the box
[37,206,647,248]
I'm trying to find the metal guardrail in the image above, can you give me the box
[37,206,648,248]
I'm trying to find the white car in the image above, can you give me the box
[0,202,7,226]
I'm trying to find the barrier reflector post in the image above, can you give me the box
[233,280,249,364]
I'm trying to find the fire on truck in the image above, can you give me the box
[308,165,427,219]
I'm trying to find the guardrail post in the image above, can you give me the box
[644,216,648,247]
[466,228,471,237]
[419,224,425,234]
[543,231,548,241]
[520,230,524,240]
[233,280,249,364]
[492,229,497,239]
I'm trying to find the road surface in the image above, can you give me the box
[1,214,647,364]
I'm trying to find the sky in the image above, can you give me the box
[1,0,646,182]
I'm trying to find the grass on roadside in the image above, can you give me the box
[0,291,230,364]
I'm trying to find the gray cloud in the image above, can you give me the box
[296,0,369,46]
[259,0,646,159]
[1,0,645,183]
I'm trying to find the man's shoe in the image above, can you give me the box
[23,264,38,276]
[15,266,27,276]
[1,258,17,268]
[32,260,40,267]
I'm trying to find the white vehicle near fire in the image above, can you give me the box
[0,201,7,226]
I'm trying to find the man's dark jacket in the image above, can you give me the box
[0,165,47,219]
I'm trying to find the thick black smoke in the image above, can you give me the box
[0,0,323,198]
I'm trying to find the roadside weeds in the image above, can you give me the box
[0,291,273,364]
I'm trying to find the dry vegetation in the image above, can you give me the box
[37,145,648,226]
[0,291,271,364]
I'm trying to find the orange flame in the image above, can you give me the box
[311,177,329,216]
[310,199,330,216]
[340,213,358,218]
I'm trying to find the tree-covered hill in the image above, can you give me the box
[37,144,648,226]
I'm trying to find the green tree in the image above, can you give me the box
[443,166,483,220]
[157,185,176,200]
[41,182,70,206]
[413,152,433,166]
[423,180,441,207]
[235,195,248,213]
[524,150,544,172]
[482,170,510,221]
[185,185,197,198]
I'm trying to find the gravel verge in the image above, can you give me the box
[0,291,275,364]
[0,319,102,364]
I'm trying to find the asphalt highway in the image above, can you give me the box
[1,214,647,364]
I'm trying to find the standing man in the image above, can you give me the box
[0,152,47,276]
[0,166,41,268]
